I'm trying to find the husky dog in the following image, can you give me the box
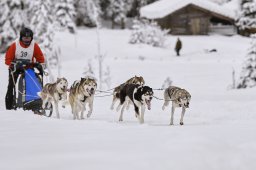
[110,75,145,110]
[69,77,97,120]
[38,78,68,119]
[162,86,191,125]
[117,84,153,124]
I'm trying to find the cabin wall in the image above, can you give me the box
[156,5,218,35]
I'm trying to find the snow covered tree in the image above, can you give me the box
[129,20,144,44]
[99,0,157,27]
[29,0,54,57]
[0,0,28,53]
[100,0,132,20]
[88,1,111,90]
[130,19,170,47]
[74,0,101,27]
[237,34,256,88]
[29,0,56,81]
[127,0,158,17]
[55,0,76,33]
[236,0,256,36]
[99,0,111,19]
[108,0,127,29]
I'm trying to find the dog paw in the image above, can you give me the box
[87,112,92,118]
[119,118,123,121]
[170,122,174,126]
[162,106,165,110]
[180,122,184,125]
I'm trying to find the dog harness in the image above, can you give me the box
[58,93,62,100]
[81,95,87,102]
[167,89,173,99]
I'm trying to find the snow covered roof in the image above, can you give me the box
[140,0,236,20]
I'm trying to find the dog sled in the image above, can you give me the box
[11,59,53,116]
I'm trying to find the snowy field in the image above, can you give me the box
[1,29,256,170]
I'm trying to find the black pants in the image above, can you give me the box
[5,69,19,110]
[176,49,180,56]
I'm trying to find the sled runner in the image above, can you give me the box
[11,59,53,116]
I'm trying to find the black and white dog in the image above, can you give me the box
[116,84,154,124]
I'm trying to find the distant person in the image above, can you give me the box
[175,38,182,56]
[5,27,45,110]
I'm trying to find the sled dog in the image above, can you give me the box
[162,86,191,125]
[116,84,153,124]
[110,75,145,110]
[38,78,68,119]
[69,77,97,120]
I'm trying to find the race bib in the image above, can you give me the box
[15,39,35,61]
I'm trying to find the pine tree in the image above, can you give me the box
[29,0,56,80]
[236,0,256,36]
[99,0,111,19]
[127,0,158,17]
[109,0,127,29]
[55,0,76,33]
[99,0,131,20]
[237,34,256,88]
[129,20,144,44]
[0,0,27,53]
[74,0,101,27]
[129,19,169,47]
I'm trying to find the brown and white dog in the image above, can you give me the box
[69,77,97,120]
[38,78,68,119]
[111,75,145,110]
[162,86,191,125]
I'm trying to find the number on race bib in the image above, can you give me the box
[21,51,28,58]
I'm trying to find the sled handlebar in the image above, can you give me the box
[11,60,44,73]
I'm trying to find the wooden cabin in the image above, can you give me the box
[140,0,236,35]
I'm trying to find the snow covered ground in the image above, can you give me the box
[1,29,256,170]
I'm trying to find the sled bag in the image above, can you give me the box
[25,69,42,102]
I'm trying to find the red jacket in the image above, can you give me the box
[5,41,45,66]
